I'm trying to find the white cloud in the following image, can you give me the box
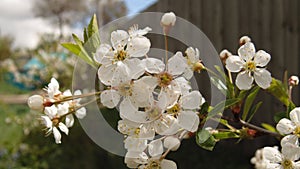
[0,0,63,49]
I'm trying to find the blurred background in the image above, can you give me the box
[0,0,299,168]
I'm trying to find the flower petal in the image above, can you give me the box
[100,89,121,108]
[167,52,187,76]
[225,55,243,72]
[53,127,62,144]
[262,147,282,163]
[124,58,144,79]
[181,91,203,109]
[94,44,114,65]
[178,111,200,132]
[281,135,299,148]
[65,114,74,128]
[58,122,69,135]
[98,64,117,85]
[276,118,295,135]
[125,151,148,167]
[281,138,300,161]
[254,50,271,67]
[44,105,57,118]
[142,58,165,74]
[254,68,272,89]
[148,139,163,157]
[185,47,199,63]
[75,107,86,119]
[173,77,191,95]
[111,30,128,51]
[236,71,254,90]
[238,42,255,61]
[41,115,52,128]
[127,37,151,58]
[120,97,144,122]
[289,107,300,123]
[155,114,180,135]
[124,137,148,152]
[161,159,177,169]
[163,136,181,151]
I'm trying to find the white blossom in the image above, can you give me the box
[94,28,151,85]
[225,42,272,90]
[41,104,69,144]
[47,77,61,98]
[183,47,204,79]
[277,107,300,138]
[263,145,300,169]
[62,90,87,128]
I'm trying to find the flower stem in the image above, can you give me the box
[164,34,169,71]
[54,91,101,104]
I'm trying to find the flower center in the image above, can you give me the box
[118,83,132,96]
[293,125,300,137]
[282,159,293,169]
[245,61,256,71]
[115,50,127,61]
[145,160,161,169]
[167,103,180,115]
[158,72,173,87]
[134,128,140,135]
[52,117,60,127]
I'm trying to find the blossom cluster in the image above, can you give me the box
[93,12,205,168]
[251,107,300,168]
[28,77,86,144]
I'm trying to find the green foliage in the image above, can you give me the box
[196,129,216,151]
[242,86,260,121]
[267,78,295,108]
[261,123,276,133]
[246,101,263,122]
[61,14,100,68]
[207,98,241,118]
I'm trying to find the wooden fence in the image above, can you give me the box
[143,0,300,155]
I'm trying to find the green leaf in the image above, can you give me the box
[196,129,216,151]
[246,101,263,122]
[266,78,295,108]
[261,123,276,132]
[274,112,288,123]
[214,65,235,98]
[87,14,99,39]
[84,14,101,56]
[242,86,260,120]
[207,98,241,118]
[213,131,240,140]
[83,27,89,43]
[61,43,96,68]
[237,90,248,100]
[72,33,84,46]
[210,76,227,95]
[199,102,209,115]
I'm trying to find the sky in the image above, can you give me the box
[0,0,156,49]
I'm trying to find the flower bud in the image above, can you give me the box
[239,36,251,46]
[219,49,232,64]
[289,75,299,86]
[27,95,44,110]
[161,12,176,27]
[163,136,181,151]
